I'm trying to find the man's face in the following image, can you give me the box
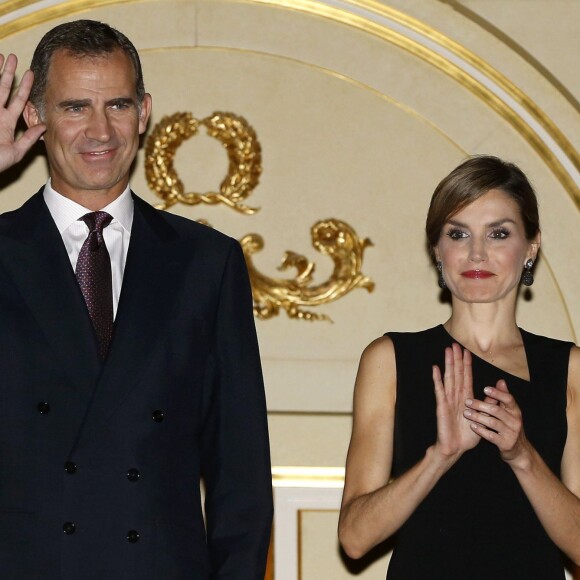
[25,49,151,206]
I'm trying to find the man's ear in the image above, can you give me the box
[138,93,152,135]
[23,101,42,129]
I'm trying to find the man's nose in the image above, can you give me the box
[85,109,113,142]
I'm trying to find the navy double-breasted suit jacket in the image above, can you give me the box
[0,190,273,579]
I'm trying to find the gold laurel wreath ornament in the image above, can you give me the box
[145,111,261,213]
[144,111,374,321]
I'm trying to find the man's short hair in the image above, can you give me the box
[29,19,145,116]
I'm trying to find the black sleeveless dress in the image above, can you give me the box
[386,325,571,580]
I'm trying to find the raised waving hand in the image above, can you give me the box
[0,54,45,173]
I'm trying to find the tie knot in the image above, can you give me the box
[80,211,113,234]
[80,211,113,251]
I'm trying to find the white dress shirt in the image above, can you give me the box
[43,179,133,318]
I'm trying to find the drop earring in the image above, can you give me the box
[521,258,534,286]
[437,261,446,289]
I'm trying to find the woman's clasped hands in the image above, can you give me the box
[432,343,530,467]
[464,377,531,468]
[432,343,480,461]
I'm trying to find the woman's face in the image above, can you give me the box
[434,188,539,304]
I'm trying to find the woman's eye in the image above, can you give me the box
[490,228,510,239]
[446,229,468,240]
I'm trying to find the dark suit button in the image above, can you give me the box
[64,461,77,474]
[37,401,50,414]
[152,410,164,423]
[127,530,139,543]
[63,522,75,535]
[127,468,141,482]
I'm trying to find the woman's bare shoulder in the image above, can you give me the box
[353,335,397,407]
[360,334,394,362]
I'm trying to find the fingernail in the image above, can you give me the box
[484,387,492,394]
[464,410,472,417]
[465,398,473,405]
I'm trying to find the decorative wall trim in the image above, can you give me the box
[273,468,345,578]
[273,466,345,488]
[251,0,580,203]
[0,0,577,205]
[274,485,343,580]
[437,0,580,115]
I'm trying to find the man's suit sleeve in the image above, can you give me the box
[201,238,273,578]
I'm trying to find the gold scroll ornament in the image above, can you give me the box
[145,111,374,321]
[242,221,374,321]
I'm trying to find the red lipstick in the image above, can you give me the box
[461,270,495,279]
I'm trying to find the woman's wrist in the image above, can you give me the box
[426,444,462,472]
[503,442,534,473]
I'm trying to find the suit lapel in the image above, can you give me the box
[0,191,101,398]
[78,195,190,439]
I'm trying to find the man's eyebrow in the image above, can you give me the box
[57,99,91,109]
[106,97,136,107]
[56,97,137,109]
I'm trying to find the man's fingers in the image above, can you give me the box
[0,54,18,104]
[9,69,34,114]
[13,124,45,159]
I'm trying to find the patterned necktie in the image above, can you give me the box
[75,211,114,359]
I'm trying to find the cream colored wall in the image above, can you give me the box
[0,1,577,577]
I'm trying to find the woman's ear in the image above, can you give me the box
[528,231,541,262]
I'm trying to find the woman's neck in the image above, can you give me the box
[444,299,522,353]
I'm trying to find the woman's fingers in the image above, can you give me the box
[483,380,517,410]
[452,343,463,391]
[443,346,454,391]
[437,343,475,404]
[432,364,444,405]
[462,348,473,397]
[463,380,524,451]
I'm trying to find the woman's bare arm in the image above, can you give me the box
[338,338,480,558]
[464,345,580,565]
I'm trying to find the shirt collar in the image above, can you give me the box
[43,179,134,234]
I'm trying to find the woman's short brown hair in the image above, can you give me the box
[426,155,540,255]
